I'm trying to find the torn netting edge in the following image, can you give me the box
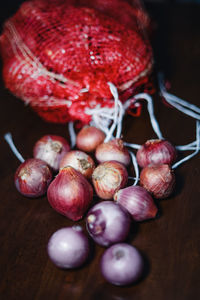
[68,78,200,185]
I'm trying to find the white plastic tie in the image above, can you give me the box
[104,82,120,142]
[129,151,139,186]
[4,132,25,163]
[133,93,164,139]
[172,121,200,169]
[68,122,76,148]
[123,142,141,150]
[85,82,126,142]
[159,74,200,120]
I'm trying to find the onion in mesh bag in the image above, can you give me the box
[0,0,153,124]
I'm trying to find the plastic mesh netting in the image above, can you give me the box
[0,0,153,124]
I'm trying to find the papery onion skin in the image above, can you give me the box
[86,201,131,247]
[92,161,128,199]
[33,135,70,172]
[95,138,130,166]
[47,166,93,221]
[140,164,175,199]
[76,126,106,152]
[47,226,90,269]
[59,150,95,178]
[15,158,53,198]
[100,243,143,286]
[136,139,177,168]
[114,186,157,221]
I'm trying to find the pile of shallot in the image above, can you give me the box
[4,122,181,286]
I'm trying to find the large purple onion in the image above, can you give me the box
[100,243,143,285]
[86,201,131,247]
[47,226,90,268]
[47,166,93,221]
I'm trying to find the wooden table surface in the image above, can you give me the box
[0,3,200,300]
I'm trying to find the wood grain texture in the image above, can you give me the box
[0,3,200,300]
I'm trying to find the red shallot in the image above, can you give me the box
[100,243,144,286]
[4,132,53,197]
[47,226,90,268]
[15,158,53,198]
[136,139,177,168]
[114,186,158,221]
[140,164,175,199]
[33,135,70,172]
[47,166,93,221]
[95,138,130,166]
[86,201,131,247]
[59,150,95,178]
[76,126,106,153]
[92,161,128,199]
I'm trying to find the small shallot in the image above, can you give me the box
[86,201,131,247]
[136,139,177,168]
[33,135,70,172]
[76,126,106,152]
[140,164,175,199]
[114,186,158,221]
[15,158,53,198]
[47,226,90,268]
[95,138,130,166]
[59,150,95,178]
[92,161,128,199]
[47,166,93,220]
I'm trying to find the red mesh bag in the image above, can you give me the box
[0,0,153,124]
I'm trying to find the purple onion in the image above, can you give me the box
[15,158,53,197]
[92,160,128,200]
[86,201,131,247]
[33,135,70,172]
[114,186,158,221]
[47,226,90,268]
[95,138,130,166]
[136,139,177,168]
[100,243,143,286]
[47,166,93,221]
[140,164,175,199]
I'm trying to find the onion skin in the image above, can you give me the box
[86,201,131,247]
[92,161,128,199]
[47,226,90,268]
[114,186,157,221]
[140,164,175,199]
[47,166,93,221]
[59,150,95,178]
[95,138,130,166]
[15,158,53,198]
[100,243,143,286]
[76,126,106,152]
[33,135,70,172]
[136,139,177,168]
